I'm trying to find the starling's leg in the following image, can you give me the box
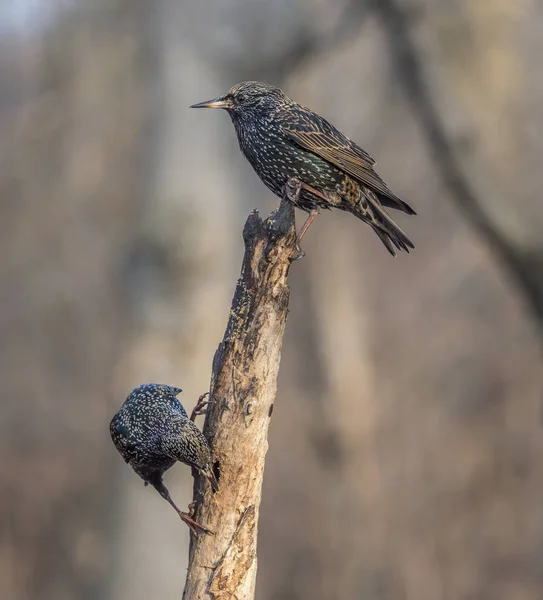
[190,392,210,422]
[297,209,321,245]
[150,475,212,536]
[285,178,322,258]
[289,209,320,259]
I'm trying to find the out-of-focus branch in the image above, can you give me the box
[371,0,543,343]
[182,199,298,600]
[270,0,369,80]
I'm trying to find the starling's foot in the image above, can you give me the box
[285,177,303,204]
[190,392,210,422]
[291,242,306,261]
[179,511,213,536]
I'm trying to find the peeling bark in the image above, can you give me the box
[183,199,298,600]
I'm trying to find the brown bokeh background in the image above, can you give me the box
[2,1,543,599]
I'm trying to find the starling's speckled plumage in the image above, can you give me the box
[191,81,416,256]
[110,383,217,535]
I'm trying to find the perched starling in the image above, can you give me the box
[191,81,416,257]
[110,384,217,535]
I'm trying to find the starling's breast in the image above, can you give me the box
[234,116,346,211]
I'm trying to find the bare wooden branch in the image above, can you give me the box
[182,198,298,600]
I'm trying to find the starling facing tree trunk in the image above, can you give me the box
[191,81,416,257]
[110,384,217,536]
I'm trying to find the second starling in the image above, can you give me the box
[191,81,416,257]
[110,384,217,535]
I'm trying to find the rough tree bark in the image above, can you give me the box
[182,198,298,600]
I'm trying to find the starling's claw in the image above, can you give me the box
[190,392,210,422]
[179,511,213,536]
[291,244,306,261]
[285,177,303,203]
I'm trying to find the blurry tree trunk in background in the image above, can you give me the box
[373,0,543,342]
[1,1,149,599]
[108,1,243,598]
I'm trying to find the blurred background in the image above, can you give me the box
[2,1,543,599]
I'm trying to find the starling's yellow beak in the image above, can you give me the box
[190,96,233,110]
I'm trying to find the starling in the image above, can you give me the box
[110,383,217,536]
[191,81,416,257]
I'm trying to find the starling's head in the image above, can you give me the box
[129,383,183,401]
[122,383,186,417]
[190,81,286,119]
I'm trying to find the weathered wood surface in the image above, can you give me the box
[183,198,298,600]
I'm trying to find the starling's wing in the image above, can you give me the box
[158,415,211,470]
[280,107,416,214]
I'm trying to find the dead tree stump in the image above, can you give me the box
[183,198,298,600]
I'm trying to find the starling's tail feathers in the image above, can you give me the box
[353,191,415,257]
[369,224,412,257]
[377,193,417,216]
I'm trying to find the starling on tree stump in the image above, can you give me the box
[110,384,217,536]
[191,81,416,257]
